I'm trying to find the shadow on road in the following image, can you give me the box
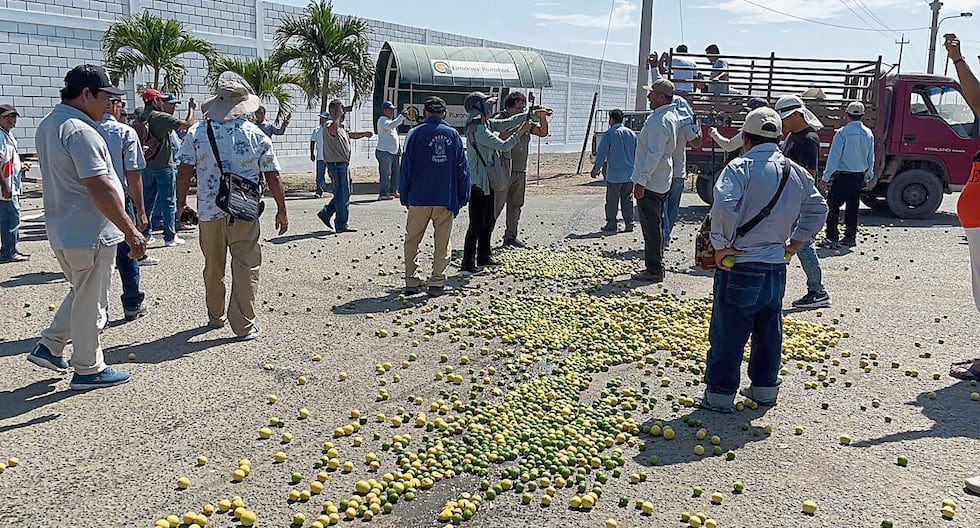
[0,271,64,288]
[633,406,772,467]
[0,337,40,360]
[332,290,422,315]
[267,230,334,245]
[851,381,978,448]
[104,326,235,365]
[0,378,70,427]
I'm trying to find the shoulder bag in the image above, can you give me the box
[207,120,265,222]
[469,128,510,193]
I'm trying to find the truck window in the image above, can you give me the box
[910,85,977,138]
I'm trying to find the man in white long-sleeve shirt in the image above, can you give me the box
[376,101,406,200]
[700,108,828,413]
[631,79,678,283]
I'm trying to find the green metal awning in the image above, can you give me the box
[377,42,553,88]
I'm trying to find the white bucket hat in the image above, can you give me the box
[774,95,823,131]
[202,80,261,122]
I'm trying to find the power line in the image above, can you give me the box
[846,0,927,70]
[739,0,931,32]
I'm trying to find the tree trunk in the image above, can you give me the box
[153,68,160,89]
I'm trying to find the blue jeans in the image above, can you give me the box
[142,166,177,241]
[796,241,824,293]
[663,177,685,245]
[116,198,144,311]
[376,150,400,196]
[0,196,20,259]
[315,160,327,194]
[705,262,787,397]
[322,162,352,230]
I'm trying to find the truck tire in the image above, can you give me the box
[885,169,943,219]
[860,194,888,211]
[696,176,713,205]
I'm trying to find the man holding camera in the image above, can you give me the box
[317,99,373,233]
[376,101,406,200]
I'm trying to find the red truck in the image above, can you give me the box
[594,51,979,219]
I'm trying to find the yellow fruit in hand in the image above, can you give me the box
[721,255,736,268]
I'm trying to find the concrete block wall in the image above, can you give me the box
[0,0,638,173]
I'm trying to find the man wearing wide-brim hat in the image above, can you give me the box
[175,79,289,340]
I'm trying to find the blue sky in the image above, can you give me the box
[283,0,980,74]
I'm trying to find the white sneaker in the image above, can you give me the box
[164,236,186,247]
[145,235,156,246]
[138,255,160,267]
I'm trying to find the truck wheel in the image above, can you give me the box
[860,194,888,210]
[885,169,943,219]
[696,176,713,205]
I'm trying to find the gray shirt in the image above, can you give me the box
[97,113,146,194]
[322,122,351,163]
[36,104,125,250]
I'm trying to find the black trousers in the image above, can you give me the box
[463,185,495,267]
[826,172,863,241]
[636,189,667,275]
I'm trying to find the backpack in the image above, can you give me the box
[132,113,162,160]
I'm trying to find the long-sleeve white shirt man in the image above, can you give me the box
[376,114,405,155]
[630,103,678,194]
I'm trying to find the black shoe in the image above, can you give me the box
[791,291,831,309]
[840,236,856,247]
[404,285,422,295]
[503,237,527,249]
[624,224,634,232]
[316,210,333,229]
[817,238,839,249]
[427,285,449,297]
[336,227,358,233]
[478,259,501,267]
[460,265,484,276]
[600,224,617,233]
[124,302,148,321]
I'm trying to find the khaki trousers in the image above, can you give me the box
[199,216,261,336]
[404,206,454,288]
[40,243,116,375]
[493,170,526,238]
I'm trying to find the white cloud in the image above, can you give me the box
[533,1,638,29]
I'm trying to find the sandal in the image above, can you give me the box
[949,359,980,381]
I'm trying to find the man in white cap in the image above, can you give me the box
[819,101,874,248]
[774,94,830,310]
[631,78,678,283]
[376,101,407,200]
[701,107,827,413]
[175,79,289,340]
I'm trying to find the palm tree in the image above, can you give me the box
[208,54,306,118]
[102,12,218,94]
[274,0,374,113]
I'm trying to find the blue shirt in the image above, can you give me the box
[672,96,701,180]
[592,124,637,184]
[97,113,146,193]
[822,120,875,182]
[711,143,828,264]
[399,116,470,216]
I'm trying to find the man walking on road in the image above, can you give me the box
[317,98,373,233]
[0,104,28,262]
[591,109,637,233]
[376,101,406,200]
[176,80,289,340]
[28,64,146,390]
[98,95,154,321]
[818,101,874,249]
[631,79,678,283]
[399,96,470,297]
[701,107,828,413]
[775,95,832,310]
[490,91,549,248]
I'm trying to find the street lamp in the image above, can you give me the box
[929,10,973,73]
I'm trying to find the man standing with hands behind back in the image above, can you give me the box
[317,98,373,233]
[28,64,146,390]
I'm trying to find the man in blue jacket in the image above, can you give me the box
[399,96,471,297]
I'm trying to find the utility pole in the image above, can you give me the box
[896,34,910,74]
[927,0,943,74]
[634,0,654,111]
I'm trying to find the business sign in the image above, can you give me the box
[431,59,519,80]
[403,104,472,128]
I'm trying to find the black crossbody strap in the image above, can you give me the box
[205,120,227,181]
[467,128,490,169]
[735,160,792,238]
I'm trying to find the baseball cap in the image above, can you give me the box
[0,104,19,117]
[381,101,395,110]
[705,44,720,55]
[318,111,330,119]
[141,88,164,102]
[774,95,824,130]
[642,78,675,96]
[744,97,768,111]
[423,96,447,113]
[64,64,125,96]
[161,92,181,104]
[846,101,866,116]
[741,107,782,138]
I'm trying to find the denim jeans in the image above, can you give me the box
[142,166,176,241]
[636,189,667,275]
[663,177,685,245]
[796,241,824,293]
[116,198,144,311]
[0,196,20,259]
[315,160,327,194]
[376,150,400,196]
[704,262,787,398]
[322,162,352,230]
